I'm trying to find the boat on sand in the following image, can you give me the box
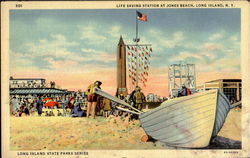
[139,89,230,148]
[94,88,230,148]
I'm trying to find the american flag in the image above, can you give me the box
[137,11,147,22]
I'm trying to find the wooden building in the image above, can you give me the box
[196,79,241,103]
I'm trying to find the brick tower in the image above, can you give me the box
[116,36,128,96]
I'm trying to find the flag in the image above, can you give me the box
[137,11,147,22]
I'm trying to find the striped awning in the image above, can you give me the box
[10,88,68,95]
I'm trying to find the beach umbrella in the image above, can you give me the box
[42,98,52,102]
[44,101,59,108]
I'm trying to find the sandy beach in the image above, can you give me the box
[10,108,241,150]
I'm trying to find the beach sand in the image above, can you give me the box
[10,108,241,150]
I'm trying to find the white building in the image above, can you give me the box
[9,77,46,88]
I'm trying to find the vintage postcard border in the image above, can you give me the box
[1,1,250,158]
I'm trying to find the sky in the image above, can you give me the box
[9,9,241,96]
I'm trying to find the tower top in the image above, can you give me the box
[118,35,125,45]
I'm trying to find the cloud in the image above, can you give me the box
[170,51,204,62]
[10,51,33,69]
[229,34,239,41]
[166,38,239,73]
[11,33,117,73]
[132,27,240,74]
[79,23,107,44]
[25,34,78,56]
[202,53,240,72]
[208,32,224,41]
[147,29,185,49]
[80,48,115,63]
[108,26,121,38]
[162,32,184,48]
[201,42,224,51]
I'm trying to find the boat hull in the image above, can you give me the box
[139,89,230,148]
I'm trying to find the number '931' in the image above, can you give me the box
[16,4,22,8]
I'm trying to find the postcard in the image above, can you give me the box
[1,1,249,158]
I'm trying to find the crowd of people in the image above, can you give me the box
[9,92,85,117]
[9,81,154,119]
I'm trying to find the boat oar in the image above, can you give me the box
[94,88,142,113]
[116,106,140,115]
[230,101,241,109]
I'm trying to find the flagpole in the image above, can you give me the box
[135,11,139,88]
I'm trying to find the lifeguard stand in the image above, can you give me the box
[168,63,196,97]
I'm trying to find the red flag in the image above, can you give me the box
[137,11,147,22]
[150,47,153,52]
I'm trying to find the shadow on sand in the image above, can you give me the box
[151,136,241,149]
[206,136,241,149]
